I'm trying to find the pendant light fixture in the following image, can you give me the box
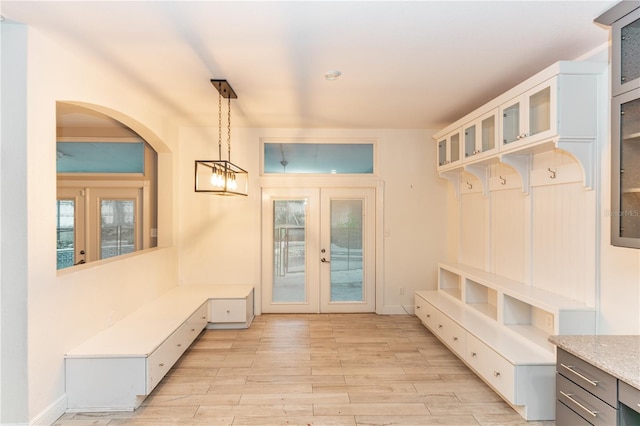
[195,79,248,196]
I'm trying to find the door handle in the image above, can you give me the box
[321,257,330,263]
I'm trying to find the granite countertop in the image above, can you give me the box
[549,335,640,390]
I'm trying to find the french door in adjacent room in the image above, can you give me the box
[261,187,376,313]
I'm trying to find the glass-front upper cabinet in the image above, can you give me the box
[463,109,498,162]
[612,89,640,248]
[437,128,462,171]
[613,8,640,97]
[500,79,556,151]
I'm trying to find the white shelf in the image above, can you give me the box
[623,132,640,142]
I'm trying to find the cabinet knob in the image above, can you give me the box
[438,324,443,328]
[159,363,165,367]
[453,337,458,341]
[416,306,420,309]
[191,328,196,332]
[493,371,501,377]
[177,344,182,347]
[226,310,230,314]
[471,352,477,357]
[426,314,430,318]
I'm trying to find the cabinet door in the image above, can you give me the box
[500,79,556,151]
[613,9,640,97]
[437,129,463,170]
[611,88,640,248]
[463,109,498,162]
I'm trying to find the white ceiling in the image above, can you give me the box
[2,1,617,130]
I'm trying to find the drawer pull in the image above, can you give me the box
[177,344,182,347]
[159,363,165,367]
[453,337,458,341]
[493,371,501,377]
[426,314,431,318]
[471,352,477,357]
[191,328,196,332]
[560,363,599,387]
[560,391,598,418]
[438,324,443,329]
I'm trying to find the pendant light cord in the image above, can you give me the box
[227,96,232,163]
[218,92,222,161]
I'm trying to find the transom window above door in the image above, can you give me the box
[263,142,374,174]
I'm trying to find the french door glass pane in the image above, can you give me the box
[56,199,75,269]
[464,125,476,158]
[620,97,640,239]
[100,200,135,259]
[273,200,306,302]
[330,200,363,302]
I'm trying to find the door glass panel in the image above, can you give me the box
[273,200,307,302]
[100,199,135,259]
[464,125,476,158]
[620,97,640,239]
[503,103,520,144]
[56,199,75,269]
[330,200,363,302]
[621,17,640,86]
[450,133,460,163]
[529,86,551,136]
[481,115,495,152]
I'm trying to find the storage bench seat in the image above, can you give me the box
[65,285,254,412]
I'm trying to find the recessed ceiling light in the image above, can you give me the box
[324,70,342,81]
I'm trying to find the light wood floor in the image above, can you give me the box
[55,314,555,425]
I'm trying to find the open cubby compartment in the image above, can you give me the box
[464,278,498,320]
[439,267,462,301]
[502,294,555,351]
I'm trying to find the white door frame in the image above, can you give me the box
[259,176,384,315]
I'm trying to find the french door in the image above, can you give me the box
[261,187,376,313]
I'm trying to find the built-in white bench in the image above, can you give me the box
[65,284,254,412]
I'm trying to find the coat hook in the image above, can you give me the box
[466,181,473,190]
[548,168,556,179]
[499,176,506,185]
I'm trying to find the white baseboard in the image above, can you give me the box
[30,394,66,426]
[378,304,415,315]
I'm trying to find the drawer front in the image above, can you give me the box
[557,349,617,406]
[414,295,428,323]
[434,312,466,357]
[465,333,515,402]
[210,298,247,323]
[557,373,618,426]
[147,322,190,392]
[185,303,208,342]
[619,380,640,415]
[557,400,592,426]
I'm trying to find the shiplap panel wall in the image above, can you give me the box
[530,182,596,306]
[460,191,487,269]
[490,187,526,282]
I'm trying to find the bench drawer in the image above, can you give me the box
[466,333,515,402]
[210,298,249,323]
[147,321,192,392]
[433,311,466,358]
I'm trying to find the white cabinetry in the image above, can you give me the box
[434,61,605,191]
[65,285,254,411]
[208,293,254,329]
[415,264,596,420]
